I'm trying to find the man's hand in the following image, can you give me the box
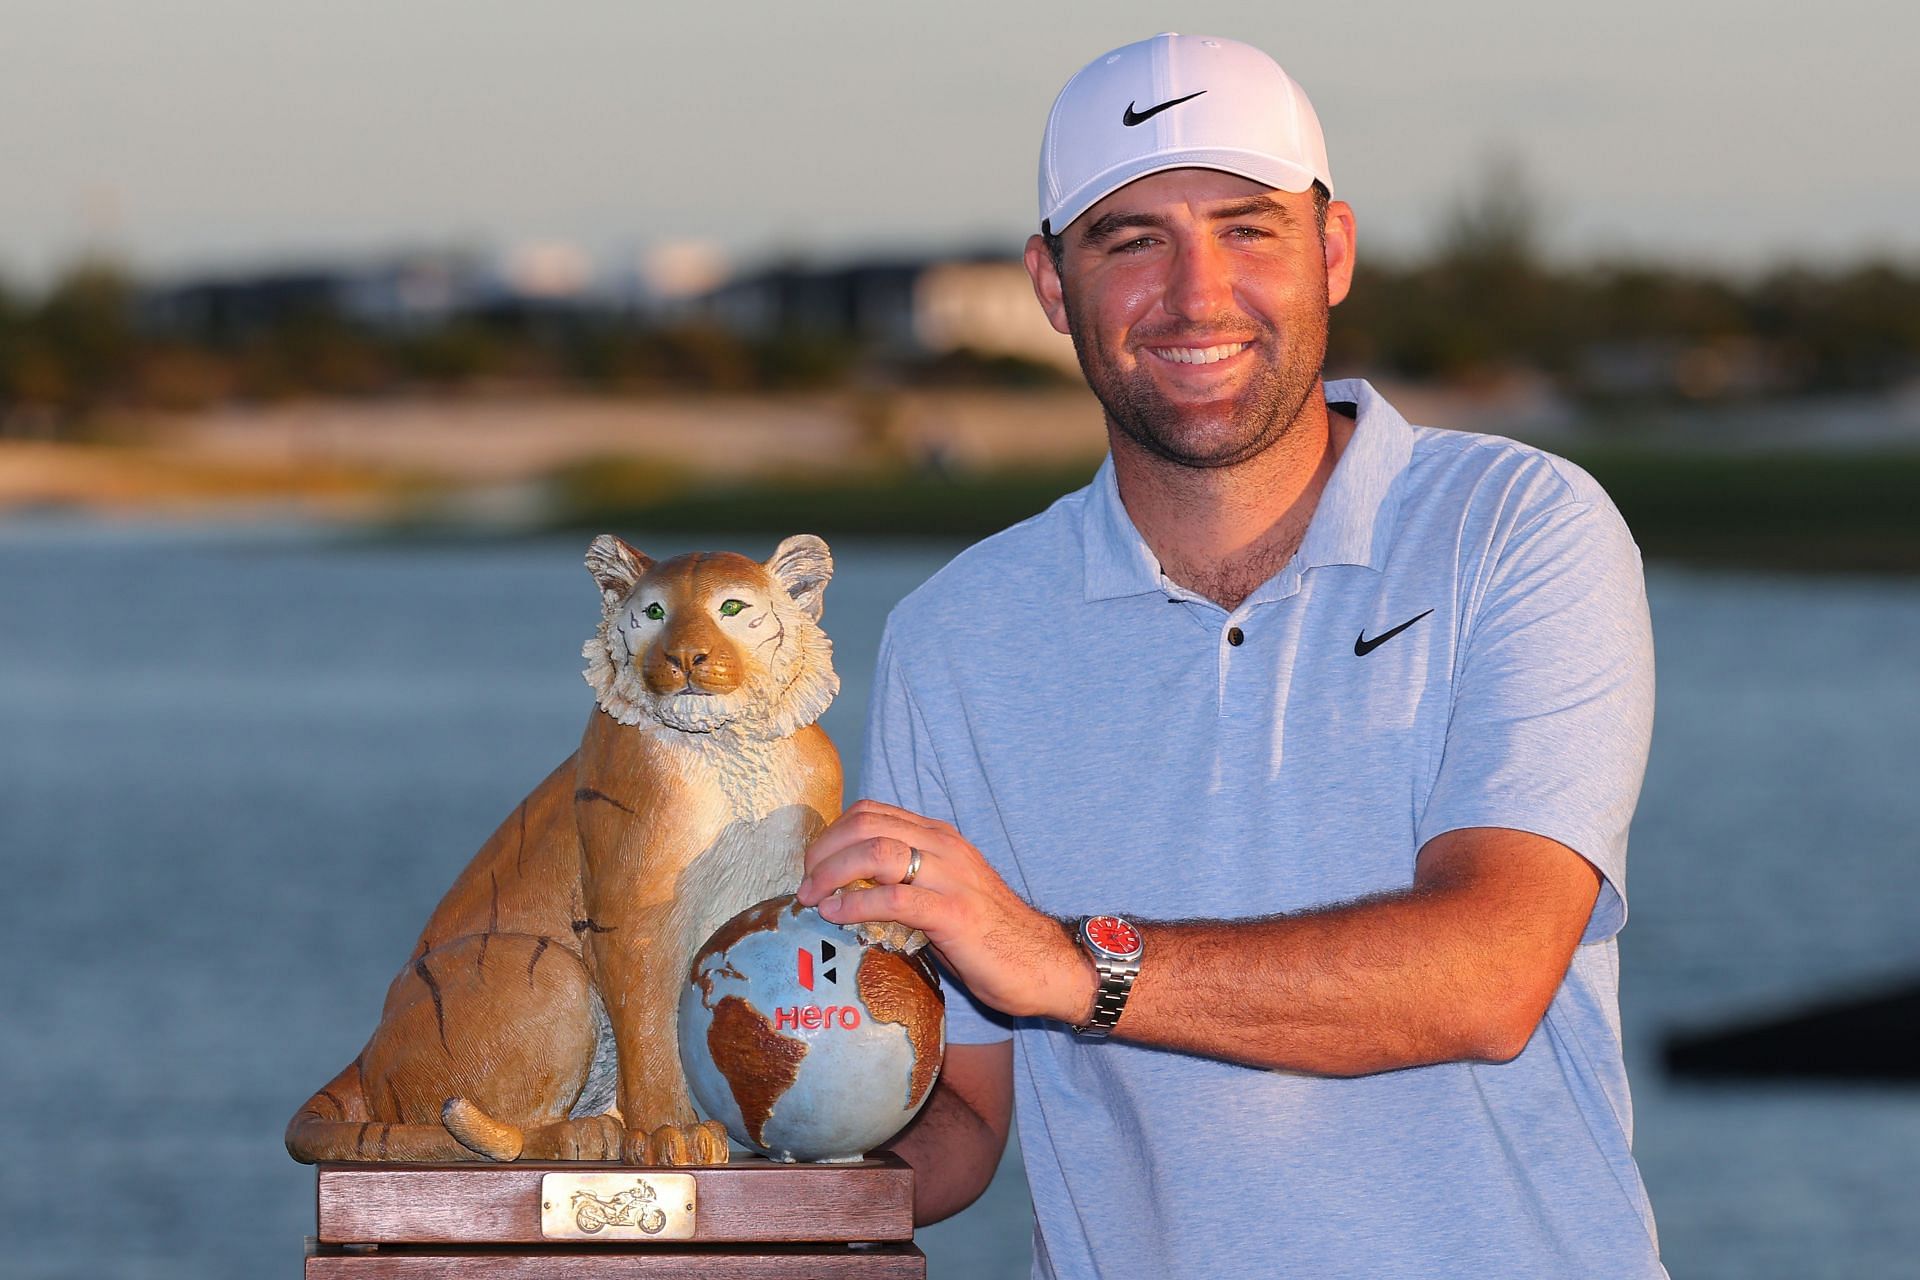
[798,799,1096,1024]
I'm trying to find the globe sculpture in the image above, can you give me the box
[680,894,946,1162]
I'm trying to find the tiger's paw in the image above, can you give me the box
[624,1119,730,1167]
[520,1113,624,1161]
[854,918,929,954]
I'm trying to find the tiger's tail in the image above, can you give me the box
[284,1064,622,1162]
[440,1097,524,1160]
[284,1063,486,1163]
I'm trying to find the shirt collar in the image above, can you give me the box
[1081,453,1165,602]
[1081,377,1414,604]
[1295,377,1414,574]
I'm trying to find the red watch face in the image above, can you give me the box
[1086,915,1141,957]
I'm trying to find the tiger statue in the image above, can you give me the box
[286,532,878,1166]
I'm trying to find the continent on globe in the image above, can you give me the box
[681,895,946,1163]
[855,946,945,1110]
[705,995,809,1147]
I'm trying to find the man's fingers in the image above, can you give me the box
[817,881,935,930]
[802,809,895,874]
[843,798,949,832]
[803,804,944,879]
[798,835,923,905]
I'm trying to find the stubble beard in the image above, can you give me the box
[1064,293,1330,471]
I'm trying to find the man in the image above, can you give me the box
[799,32,1664,1278]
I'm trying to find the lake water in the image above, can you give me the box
[1,521,1916,1278]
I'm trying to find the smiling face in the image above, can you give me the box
[1026,168,1356,470]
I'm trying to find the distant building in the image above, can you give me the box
[697,259,921,351]
[339,253,494,329]
[139,251,497,337]
[134,244,1079,374]
[502,241,594,302]
[694,255,1076,372]
[137,244,621,339]
[634,240,731,319]
[912,260,1078,374]
[139,268,352,339]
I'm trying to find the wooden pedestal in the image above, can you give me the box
[304,1156,924,1278]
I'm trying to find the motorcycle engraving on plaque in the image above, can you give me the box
[539,1172,697,1241]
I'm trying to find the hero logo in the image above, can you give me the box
[783,940,861,1030]
[775,1004,862,1031]
[796,940,838,991]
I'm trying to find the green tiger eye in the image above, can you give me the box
[644,602,665,621]
[719,599,747,617]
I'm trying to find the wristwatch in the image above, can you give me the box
[1071,914,1144,1038]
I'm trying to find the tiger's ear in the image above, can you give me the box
[766,534,833,622]
[586,534,653,609]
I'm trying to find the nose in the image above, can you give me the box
[665,644,709,673]
[1163,234,1234,322]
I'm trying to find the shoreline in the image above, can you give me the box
[7,391,1920,574]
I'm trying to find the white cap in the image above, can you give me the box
[1038,33,1333,234]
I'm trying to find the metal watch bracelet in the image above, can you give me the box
[1075,959,1138,1039]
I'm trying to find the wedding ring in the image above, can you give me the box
[902,847,924,886]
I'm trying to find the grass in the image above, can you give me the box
[545,460,1106,543]
[1570,449,1920,574]
[0,438,437,514]
[539,448,1920,575]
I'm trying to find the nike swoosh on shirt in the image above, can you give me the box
[1122,91,1206,127]
[1354,609,1434,656]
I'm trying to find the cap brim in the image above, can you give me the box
[1043,149,1324,235]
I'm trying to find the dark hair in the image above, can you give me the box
[1042,180,1332,276]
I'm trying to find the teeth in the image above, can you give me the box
[1150,343,1250,365]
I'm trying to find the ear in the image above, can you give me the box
[1323,199,1358,308]
[1024,233,1073,336]
[766,534,833,621]
[585,534,653,609]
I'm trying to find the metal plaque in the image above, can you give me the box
[539,1171,697,1241]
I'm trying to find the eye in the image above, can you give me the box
[643,602,665,621]
[718,599,748,618]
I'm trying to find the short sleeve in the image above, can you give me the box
[859,623,1014,1044]
[1416,496,1655,943]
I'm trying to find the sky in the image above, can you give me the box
[3,0,1916,286]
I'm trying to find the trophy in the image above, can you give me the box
[289,534,942,1275]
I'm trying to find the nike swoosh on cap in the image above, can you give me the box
[1122,90,1206,127]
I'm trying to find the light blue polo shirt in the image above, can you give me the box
[860,379,1664,1279]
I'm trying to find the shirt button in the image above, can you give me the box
[1227,626,1245,646]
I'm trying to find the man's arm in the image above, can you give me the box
[881,1039,1014,1225]
[800,809,1601,1075]
[1109,827,1600,1072]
